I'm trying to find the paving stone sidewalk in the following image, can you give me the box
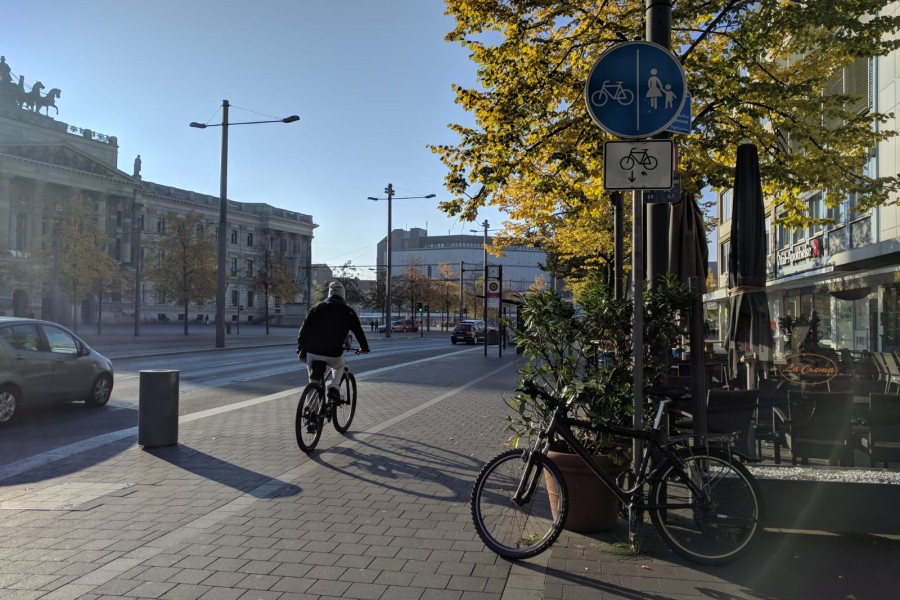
[1,348,898,600]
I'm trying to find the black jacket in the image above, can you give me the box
[296,296,369,358]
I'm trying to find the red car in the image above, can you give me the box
[398,319,419,332]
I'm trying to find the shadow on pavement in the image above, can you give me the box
[309,432,480,501]
[146,444,302,498]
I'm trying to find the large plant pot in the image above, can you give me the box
[545,450,628,533]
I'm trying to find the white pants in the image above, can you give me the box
[304,353,345,392]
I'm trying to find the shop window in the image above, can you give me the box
[720,190,732,224]
[884,287,900,352]
[809,192,825,236]
[720,240,731,279]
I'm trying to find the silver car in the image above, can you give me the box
[0,317,114,424]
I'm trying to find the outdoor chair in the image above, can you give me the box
[871,352,890,391]
[706,389,760,461]
[839,348,856,378]
[787,390,855,466]
[866,393,900,468]
[757,378,790,463]
[880,352,900,394]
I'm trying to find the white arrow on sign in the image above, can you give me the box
[603,140,674,190]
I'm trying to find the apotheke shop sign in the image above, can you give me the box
[777,238,822,267]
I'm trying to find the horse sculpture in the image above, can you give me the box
[22,81,62,116]
[33,88,61,116]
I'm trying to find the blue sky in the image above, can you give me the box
[8,0,507,272]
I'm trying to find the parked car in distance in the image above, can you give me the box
[451,320,486,344]
[378,320,404,333]
[398,319,419,332]
[378,319,419,333]
[0,317,114,424]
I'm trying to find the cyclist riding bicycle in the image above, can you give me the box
[297,281,370,404]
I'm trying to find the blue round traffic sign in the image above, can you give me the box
[585,41,686,138]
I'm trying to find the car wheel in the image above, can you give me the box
[85,374,113,407]
[0,385,20,424]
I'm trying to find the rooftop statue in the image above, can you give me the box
[0,55,62,116]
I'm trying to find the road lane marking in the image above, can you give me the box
[0,346,487,483]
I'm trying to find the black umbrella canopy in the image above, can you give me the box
[726,142,774,385]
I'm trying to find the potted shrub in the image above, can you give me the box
[507,273,691,532]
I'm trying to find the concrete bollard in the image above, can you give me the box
[138,370,179,448]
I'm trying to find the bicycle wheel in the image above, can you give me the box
[471,449,567,559]
[332,372,357,434]
[295,383,324,452]
[591,89,609,107]
[648,450,764,565]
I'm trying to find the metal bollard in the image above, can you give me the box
[138,370,179,448]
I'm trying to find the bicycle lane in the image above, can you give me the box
[0,347,523,599]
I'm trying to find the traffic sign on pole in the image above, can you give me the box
[585,41,686,138]
[603,140,674,190]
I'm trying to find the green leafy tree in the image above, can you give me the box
[434,1,900,281]
[54,196,123,333]
[144,212,216,334]
[250,238,302,335]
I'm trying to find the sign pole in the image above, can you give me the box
[632,190,644,478]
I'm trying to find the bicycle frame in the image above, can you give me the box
[516,388,720,511]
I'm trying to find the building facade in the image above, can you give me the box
[707,26,900,355]
[375,227,552,310]
[0,65,315,327]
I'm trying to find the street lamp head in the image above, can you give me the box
[282,115,300,123]
[367,197,379,201]
[189,122,207,129]
[424,194,437,199]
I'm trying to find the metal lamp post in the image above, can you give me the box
[367,184,435,339]
[190,100,299,348]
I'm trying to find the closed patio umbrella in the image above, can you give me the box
[668,189,710,432]
[725,142,774,388]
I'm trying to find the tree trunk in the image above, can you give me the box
[183,301,189,335]
[264,296,270,335]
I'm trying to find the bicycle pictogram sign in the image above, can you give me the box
[603,140,674,191]
[585,42,686,138]
[590,81,634,107]
[619,148,658,171]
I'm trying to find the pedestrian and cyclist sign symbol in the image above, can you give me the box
[603,140,674,190]
[585,41,686,138]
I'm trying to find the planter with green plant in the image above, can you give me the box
[507,273,691,532]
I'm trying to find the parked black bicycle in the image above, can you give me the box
[295,349,359,452]
[470,381,765,565]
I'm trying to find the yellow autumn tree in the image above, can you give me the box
[433,1,900,282]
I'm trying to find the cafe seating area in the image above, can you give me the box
[668,350,900,470]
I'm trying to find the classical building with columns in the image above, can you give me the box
[0,73,315,327]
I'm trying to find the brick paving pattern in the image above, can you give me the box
[1,336,898,599]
